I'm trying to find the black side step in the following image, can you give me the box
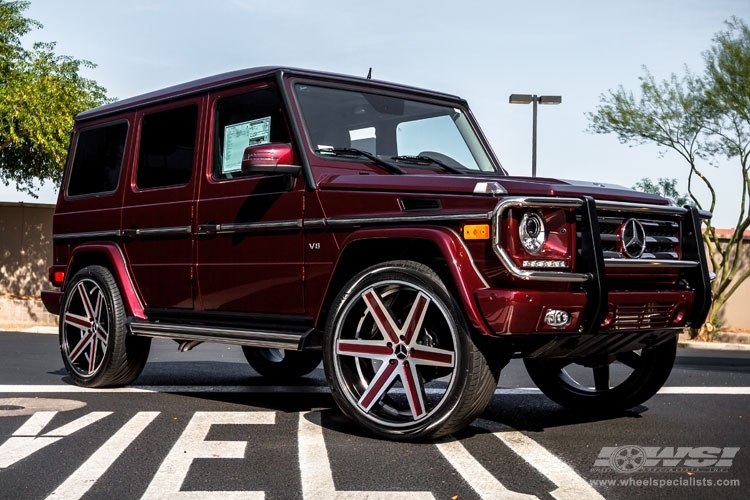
[127,319,313,350]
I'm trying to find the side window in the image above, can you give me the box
[67,122,128,197]
[136,105,198,190]
[213,87,290,179]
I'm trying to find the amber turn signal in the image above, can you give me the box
[463,224,490,240]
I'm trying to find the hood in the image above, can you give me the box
[317,173,671,206]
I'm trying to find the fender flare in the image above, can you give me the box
[325,226,493,336]
[66,242,147,319]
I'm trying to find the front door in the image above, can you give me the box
[195,82,305,315]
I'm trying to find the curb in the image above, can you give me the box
[678,341,750,352]
[0,326,57,334]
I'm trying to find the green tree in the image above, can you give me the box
[0,0,108,196]
[633,177,691,207]
[588,17,750,340]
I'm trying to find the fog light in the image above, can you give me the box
[544,309,571,328]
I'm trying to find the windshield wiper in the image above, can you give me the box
[316,148,405,174]
[391,155,465,174]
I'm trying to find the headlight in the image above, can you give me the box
[519,211,546,254]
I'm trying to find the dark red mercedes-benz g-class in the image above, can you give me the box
[42,67,712,439]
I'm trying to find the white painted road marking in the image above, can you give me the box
[477,419,605,500]
[0,411,111,469]
[0,386,746,498]
[0,385,748,394]
[298,411,434,499]
[141,411,275,500]
[436,438,538,500]
[0,397,86,416]
[46,412,159,500]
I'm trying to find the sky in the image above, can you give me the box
[5,0,750,228]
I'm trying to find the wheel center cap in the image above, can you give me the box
[394,343,408,360]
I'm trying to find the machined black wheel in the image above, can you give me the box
[242,347,322,380]
[60,265,150,387]
[323,260,500,440]
[524,335,678,412]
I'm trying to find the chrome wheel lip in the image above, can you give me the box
[61,278,110,378]
[332,279,459,429]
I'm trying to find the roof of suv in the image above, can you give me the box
[76,66,466,122]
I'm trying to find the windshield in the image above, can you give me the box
[293,84,500,173]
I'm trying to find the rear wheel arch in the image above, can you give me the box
[66,243,146,319]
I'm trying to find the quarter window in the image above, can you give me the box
[67,122,128,197]
[136,105,198,189]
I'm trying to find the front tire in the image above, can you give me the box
[60,265,150,387]
[524,335,678,412]
[323,260,500,440]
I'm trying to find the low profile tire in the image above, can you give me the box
[323,260,500,440]
[60,265,150,387]
[241,347,322,380]
[524,335,678,412]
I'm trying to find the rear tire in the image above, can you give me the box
[59,265,150,387]
[524,335,677,412]
[241,347,322,380]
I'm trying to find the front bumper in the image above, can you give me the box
[478,198,712,337]
[476,288,693,335]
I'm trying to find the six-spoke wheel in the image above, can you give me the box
[524,335,678,412]
[323,260,500,440]
[60,265,150,387]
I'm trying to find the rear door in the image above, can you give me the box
[121,99,204,310]
[195,82,305,315]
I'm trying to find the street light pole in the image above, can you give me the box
[509,94,562,177]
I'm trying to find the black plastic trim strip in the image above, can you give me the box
[53,230,122,241]
[683,205,712,327]
[577,196,609,334]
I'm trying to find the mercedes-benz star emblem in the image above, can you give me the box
[619,218,646,258]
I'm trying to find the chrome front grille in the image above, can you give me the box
[597,216,681,260]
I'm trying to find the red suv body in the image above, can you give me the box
[42,67,712,439]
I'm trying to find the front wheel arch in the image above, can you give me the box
[316,229,492,336]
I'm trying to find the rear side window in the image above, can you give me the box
[67,122,128,197]
[136,105,199,189]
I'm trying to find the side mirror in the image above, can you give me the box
[241,143,301,175]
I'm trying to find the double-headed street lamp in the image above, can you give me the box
[509,94,562,177]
